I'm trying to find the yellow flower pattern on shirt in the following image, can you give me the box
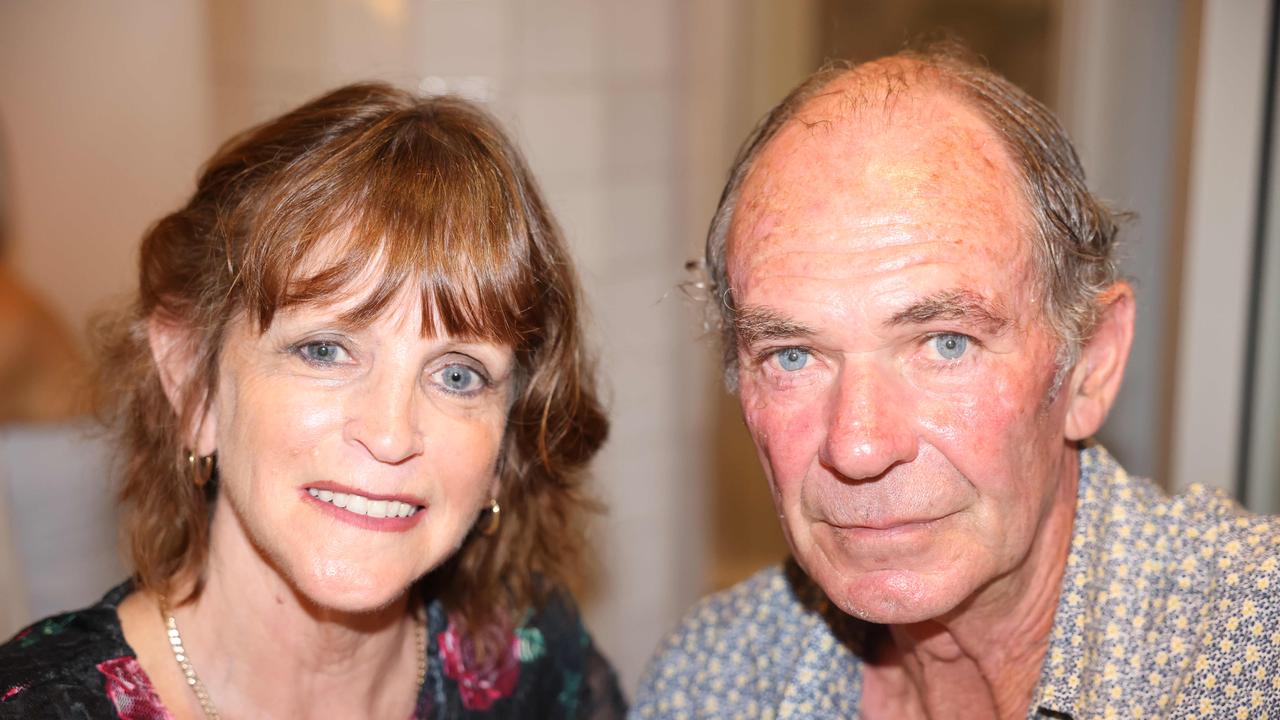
[632,445,1280,719]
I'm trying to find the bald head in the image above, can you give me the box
[706,49,1121,389]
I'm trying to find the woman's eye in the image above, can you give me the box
[436,364,485,393]
[298,341,350,364]
[931,333,969,361]
[774,347,810,372]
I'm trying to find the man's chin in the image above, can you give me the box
[811,566,970,625]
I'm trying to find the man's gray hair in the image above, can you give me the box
[705,47,1122,390]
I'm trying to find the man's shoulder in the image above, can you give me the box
[652,563,812,655]
[631,565,804,718]
[1054,447,1280,713]
[1164,485,1280,650]
[632,562,864,719]
[1080,446,1280,604]
[1172,483,1280,566]
[1082,445,1279,550]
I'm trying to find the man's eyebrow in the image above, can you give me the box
[887,289,1011,334]
[734,305,816,347]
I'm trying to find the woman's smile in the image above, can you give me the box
[302,483,429,532]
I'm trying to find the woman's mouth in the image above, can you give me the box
[306,487,423,519]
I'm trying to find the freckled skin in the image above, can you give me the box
[193,283,511,614]
[729,89,1079,626]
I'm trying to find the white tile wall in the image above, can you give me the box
[510,87,607,183]
[599,0,678,78]
[513,0,604,81]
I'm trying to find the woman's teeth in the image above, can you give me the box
[307,488,419,518]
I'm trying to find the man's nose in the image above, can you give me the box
[344,371,424,464]
[818,361,918,481]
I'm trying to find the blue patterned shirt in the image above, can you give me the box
[632,445,1280,719]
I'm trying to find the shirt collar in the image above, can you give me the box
[1027,443,1126,719]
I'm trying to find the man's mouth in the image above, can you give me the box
[823,509,963,533]
[306,488,423,519]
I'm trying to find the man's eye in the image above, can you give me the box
[931,333,969,360]
[436,364,485,393]
[298,341,350,364]
[774,347,810,372]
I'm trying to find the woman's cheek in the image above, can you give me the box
[424,414,504,481]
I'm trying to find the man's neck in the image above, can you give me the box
[862,448,1080,720]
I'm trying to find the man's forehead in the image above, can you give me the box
[746,83,1021,203]
[727,83,1034,280]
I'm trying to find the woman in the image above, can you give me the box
[0,82,623,719]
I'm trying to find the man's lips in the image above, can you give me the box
[823,510,961,533]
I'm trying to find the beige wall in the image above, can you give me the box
[1055,0,1195,483]
[701,1,822,592]
[1172,0,1272,495]
[0,1,213,345]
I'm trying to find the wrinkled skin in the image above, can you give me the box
[726,77,1134,718]
[730,88,1076,624]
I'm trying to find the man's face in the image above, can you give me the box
[728,89,1079,624]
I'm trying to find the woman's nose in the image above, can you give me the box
[343,371,424,464]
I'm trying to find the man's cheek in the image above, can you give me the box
[742,390,824,487]
[916,368,1024,448]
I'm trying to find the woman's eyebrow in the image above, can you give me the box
[733,304,816,347]
[886,288,1011,334]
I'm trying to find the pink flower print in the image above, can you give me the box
[438,616,521,710]
[97,656,173,720]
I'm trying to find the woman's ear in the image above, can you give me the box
[1064,282,1136,441]
[147,313,217,455]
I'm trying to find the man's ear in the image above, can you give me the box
[1064,282,1136,441]
[147,313,218,455]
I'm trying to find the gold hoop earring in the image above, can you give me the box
[481,499,501,536]
[185,450,215,488]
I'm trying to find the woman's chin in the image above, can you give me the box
[290,562,419,615]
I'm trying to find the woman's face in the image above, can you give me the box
[192,279,514,613]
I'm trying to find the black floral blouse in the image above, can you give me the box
[0,582,625,719]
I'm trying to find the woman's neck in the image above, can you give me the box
[120,503,423,720]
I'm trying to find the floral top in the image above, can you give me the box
[632,444,1280,719]
[0,582,625,719]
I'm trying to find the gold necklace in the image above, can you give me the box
[159,599,427,719]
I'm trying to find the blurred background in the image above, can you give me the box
[1,0,1277,696]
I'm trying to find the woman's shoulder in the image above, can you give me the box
[0,583,138,717]
[518,589,621,686]
[424,588,626,718]
[522,588,598,658]
[529,591,628,717]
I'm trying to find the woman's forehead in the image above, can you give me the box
[259,251,516,347]
[241,184,537,345]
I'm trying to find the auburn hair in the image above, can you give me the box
[94,82,608,635]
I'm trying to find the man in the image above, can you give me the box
[633,49,1280,719]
